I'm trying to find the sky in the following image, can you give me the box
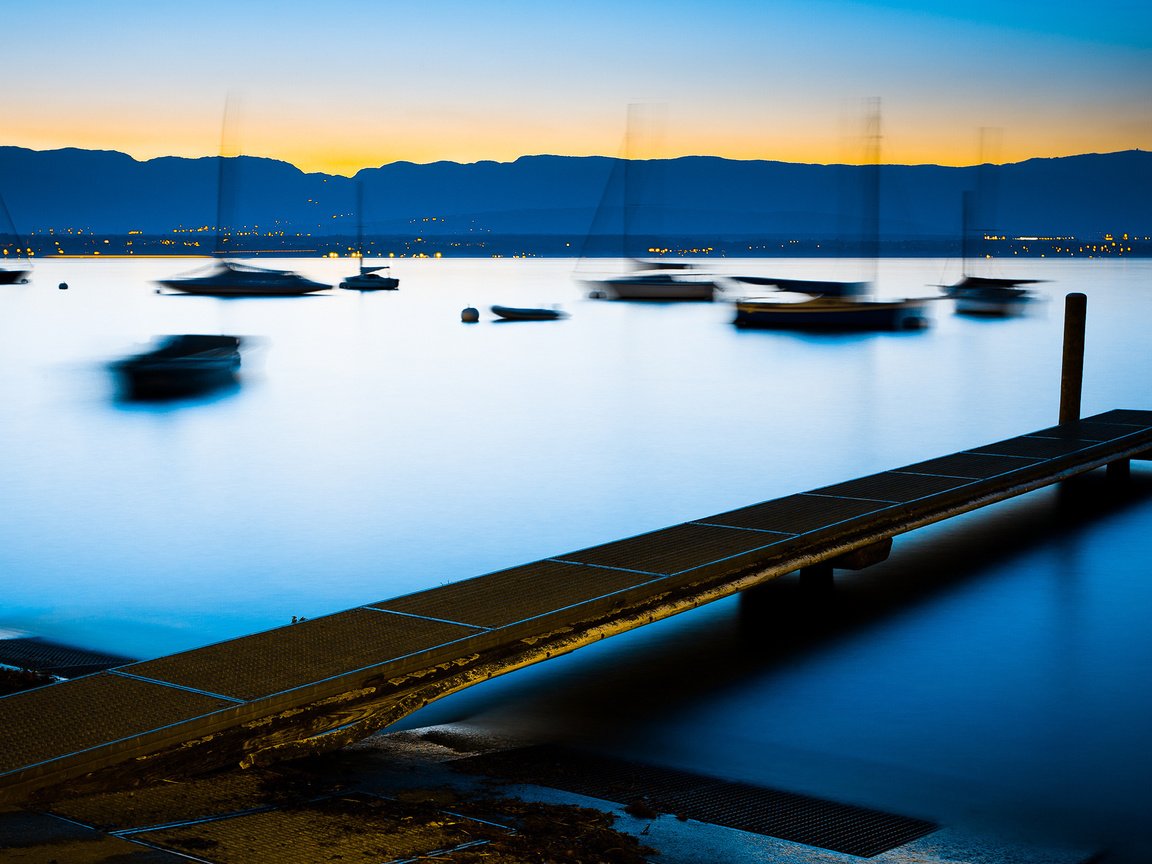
[3,0,1150,175]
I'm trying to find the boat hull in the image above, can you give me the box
[734,297,933,331]
[591,276,715,301]
[157,279,329,296]
[0,269,30,285]
[954,296,1031,316]
[157,262,330,296]
[490,305,567,321]
[113,335,242,399]
[339,274,399,290]
[947,283,1034,317]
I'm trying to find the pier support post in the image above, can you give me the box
[1059,292,1087,425]
[799,562,834,592]
[1107,459,1131,484]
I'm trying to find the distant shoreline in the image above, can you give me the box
[4,232,1150,260]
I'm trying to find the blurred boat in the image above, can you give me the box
[339,181,399,290]
[0,267,30,285]
[580,106,717,302]
[156,261,330,296]
[157,104,330,297]
[732,101,936,331]
[734,292,935,331]
[592,260,715,301]
[942,276,1039,316]
[940,185,1044,316]
[491,304,568,321]
[112,335,242,398]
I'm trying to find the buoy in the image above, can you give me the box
[460,306,479,323]
[58,282,68,290]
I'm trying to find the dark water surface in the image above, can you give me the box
[3,257,1151,857]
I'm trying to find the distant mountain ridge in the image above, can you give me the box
[0,146,1148,241]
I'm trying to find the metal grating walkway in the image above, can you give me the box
[2,409,1151,804]
[454,744,937,857]
[0,637,131,679]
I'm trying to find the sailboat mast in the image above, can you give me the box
[862,97,882,281]
[214,152,227,258]
[356,181,366,275]
[623,103,639,262]
[0,191,27,264]
[215,96,239,260]
[960,189,973,275]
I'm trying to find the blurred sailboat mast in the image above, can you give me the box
[862,97,882,284]
[214,95,241,259]
[355,180,366,271]
[0,190,29,275]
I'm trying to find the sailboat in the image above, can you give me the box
[733,101,938,331]
[940,190,1042,316]
[582,106,716,302]
[594,258,716,302]
[339,182,398,290]
[157,260,330,296]
[0,191,30,284]
[156,105,330,297]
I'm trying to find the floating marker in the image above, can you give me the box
[461,306,479,323]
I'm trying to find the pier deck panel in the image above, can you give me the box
[811,471,974,503]
[0,674,233,777]
[896,452,1044,479]
[553,522,791,576]
[697,493,891,534]
[372,559,662,630]
[124,609,483,702]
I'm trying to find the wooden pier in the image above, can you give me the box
[2,408,1151,804]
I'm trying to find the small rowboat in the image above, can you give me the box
[490,305,568,321]
[112,334,242,399]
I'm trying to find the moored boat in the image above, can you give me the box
[591,268,715,301]
[112,334,242,399]
[580,106,718,303]
[156,261,330,296]
[940,189,1044,316]
[734,292,935,331]
[0,268,30,285]
[339,182,399,290]
[943,276,1038,316]
[732,102,939,332]
[157,106,330,298]
[491,304,568,321]
[340,265,399,291]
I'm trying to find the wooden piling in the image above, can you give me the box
[1059,293,1087,424]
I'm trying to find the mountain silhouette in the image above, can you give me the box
[0,147,1148,242]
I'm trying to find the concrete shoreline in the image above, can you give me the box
[0,721,1101,864]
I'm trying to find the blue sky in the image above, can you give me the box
[4,0,1149,173]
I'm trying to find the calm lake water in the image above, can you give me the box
[3,256,1152,857]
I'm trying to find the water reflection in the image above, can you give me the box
[4,257,1152,858]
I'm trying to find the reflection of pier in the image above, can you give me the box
[3,408,1152,804]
